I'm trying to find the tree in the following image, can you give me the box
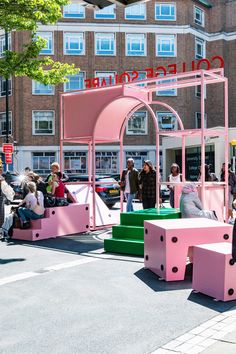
[0,0,77,84]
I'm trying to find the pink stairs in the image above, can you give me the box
[12,203,90,241]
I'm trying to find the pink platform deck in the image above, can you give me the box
[193,243,236,301]
[144,218,233,281]
[12,203,90,241]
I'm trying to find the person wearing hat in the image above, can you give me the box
[120,158,139,212]
[139,160,156,209]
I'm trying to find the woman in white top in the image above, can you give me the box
[18,181,45,229]
[168,163,182,208]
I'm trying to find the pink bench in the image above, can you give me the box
[192,243,236,301]
[144,218,233,281]
[12,203,90,241]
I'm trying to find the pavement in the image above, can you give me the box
[0,201,236,354]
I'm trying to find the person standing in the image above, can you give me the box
[120,158,139,212]
[139,160,156,209]
[220,163,236,223]
[168,163,182,208]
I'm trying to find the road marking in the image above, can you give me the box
[0,257,100,287]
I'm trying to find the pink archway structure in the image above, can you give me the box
[60,68,229,229]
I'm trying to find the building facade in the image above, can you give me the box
[0,0,235,176]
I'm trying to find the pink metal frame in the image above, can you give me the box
[60,68,229,229]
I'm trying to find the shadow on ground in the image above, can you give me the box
[0,258,25,264]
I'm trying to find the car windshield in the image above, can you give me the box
[98,178,117,183]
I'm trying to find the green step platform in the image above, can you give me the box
[104,208,181,256]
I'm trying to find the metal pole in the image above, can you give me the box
[5,31,9,172]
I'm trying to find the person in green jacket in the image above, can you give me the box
[120,158,139,212]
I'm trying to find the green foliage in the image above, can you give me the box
[0,0,78,84]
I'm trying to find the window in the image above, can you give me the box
[36,32,53,55]
[156,76,177,96]
[33,152,55,175]
[0,34,11,57]
[32,111,55,135]
[94,4,116,19]
[64,72,85,92]
[64,33,85,55]
[195,37,205,59]
[195,76,207,98]
[194,6,204,27]
[156,35,176,57]
[195,112,207,128]
[126,71,147,86]
[125,151,148,170]
[157,112,177,130]
[125,3,146,20]
[0,77,12,96]
[95,152,118,174]
[0,111,12,136]
[126,33,146,56]
[94,72,116,86]
[126,111,148,135]
[64,152,87,173]
[155,3,176,21]
[95,33,115,56]
[63,3,85,18]
[32,81,54,95]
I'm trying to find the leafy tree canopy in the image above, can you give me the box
[0,0,77,84]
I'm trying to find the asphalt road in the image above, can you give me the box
[0,202,236,354]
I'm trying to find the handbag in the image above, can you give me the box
[55,197,69,207]
[45,194,56,207]
[1,180,15,202]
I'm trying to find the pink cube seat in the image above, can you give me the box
[193,243,236,301]
[12,203,90,241]
[144,218,233,281]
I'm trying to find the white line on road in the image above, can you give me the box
[0,257,100,287]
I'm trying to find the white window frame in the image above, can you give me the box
[94,4,116,19]
[32,110,55,136]
[95,151,118,174]
[0,111,12,136]
[0,34,11,57]
[94,71,116,86]
[195,112,207,129]
[64,32,85,55]
[126,111,148,135]
[64,152,87,173]
[95,33,116,56]
[156,112,177,130]
[36,32,53,55]
[195,37,205,59]
[155,2,176,21]
[156,34,176,57]
[195,76,207,98]
[32,80,54,95]
[64,71,85,92]
[125,3,146,20]
[0,76,12,97]
[126,33,146,56]
[63,3,85,18]
[125,151,148,170]
[126,71,147,85]
[194,6,205,27]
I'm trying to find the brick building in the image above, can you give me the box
[0,0,235,176]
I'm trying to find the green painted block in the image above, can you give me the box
[104,238,144,256]
[120,208,181,226]
[112,225,144,240]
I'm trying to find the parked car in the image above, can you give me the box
[67,174,120,208]
[2,172,24,200]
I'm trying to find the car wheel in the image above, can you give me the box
[107,203,116,209]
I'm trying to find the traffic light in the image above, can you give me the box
[77,1,149,9]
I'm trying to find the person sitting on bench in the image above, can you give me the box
[180,183,217,220]
[18,181,45,229]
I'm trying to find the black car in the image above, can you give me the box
[67,174,120,208]
[2,172,23,199]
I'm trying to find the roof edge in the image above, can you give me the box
[195,0,212,9]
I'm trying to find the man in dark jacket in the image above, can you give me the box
[120,158,139,212]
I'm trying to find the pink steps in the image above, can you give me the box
[193,243,236,301]
[144,218,233,281]
[12,203,90,241]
